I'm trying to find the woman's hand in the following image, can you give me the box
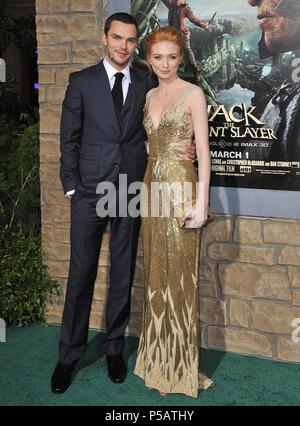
[186,140,196,162]
[182,201,208,228]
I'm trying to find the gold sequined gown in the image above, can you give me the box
[134,88,214,398]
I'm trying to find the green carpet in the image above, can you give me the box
[0,324,299,406]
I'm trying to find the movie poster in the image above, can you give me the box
[131,0,300,191]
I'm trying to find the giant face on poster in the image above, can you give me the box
[131,0,300,191]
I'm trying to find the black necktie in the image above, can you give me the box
[112,72,124,114]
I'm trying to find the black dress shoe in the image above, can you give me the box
[106,354,127,384]
[51,362,75,394]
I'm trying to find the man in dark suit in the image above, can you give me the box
[51,12,195,394]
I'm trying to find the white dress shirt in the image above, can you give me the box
[103,57,131,104]
[65,58,131,197]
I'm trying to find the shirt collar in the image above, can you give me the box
[103,57,131,83]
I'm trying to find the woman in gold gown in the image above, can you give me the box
[134,26,213,398]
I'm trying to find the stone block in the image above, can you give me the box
[96,266,110,284]
[229,299,250,328]
[199,259,216,283]
[44,313,62,325]
[44,241,70,261]
[37,46,70,65]
[251,300,300,334]
[40,135,60,162]
[38,67,55,84]
[208,243,275,265]
[91,299,106,315]
[199,297,227,326]
[44,301,64,319]
[289,268,300,288]
[207,326,273,358]
[36,15,72,44]
[37,14,98,45]
[277,337,300,363]
[53,205,71,226]
[89,312,105,331]
[42,190,69,207]
[137,236,144,257]
[201,217,232,248]
[36,0,68,14]
[292,290,300,307]
[93,283,109,301]
[70,0,94,12]
[70,15,98,42]
[44,260,69,278]
[133,257,145,282]
[48,86,66,105]
[264,222,300,245]
[100,232,110,250]
[126,313,142,337]
[199,260,217,297]
[41,205,54,224]
[218,263,290,301]
[38,86,46,104]
[278,246,300,266]
[199,281,216,298]
[234,218,262,244]
[41,223,56,247]
[55,66,82,85]
[39,106,62,134]
[131,286,144,313]
[40,162,62,191]
[55,227,70,244]
[99,250,110,266]
[72,43,103,64]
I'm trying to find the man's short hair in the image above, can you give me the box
[104,13,139,37]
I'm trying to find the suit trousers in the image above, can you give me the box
[58,188,141,365]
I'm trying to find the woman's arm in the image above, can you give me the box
[143,89,156,156]
[183,85,211,227]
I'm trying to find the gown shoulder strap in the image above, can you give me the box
[144,88,158,115]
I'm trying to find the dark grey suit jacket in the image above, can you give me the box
[60,60,153,195]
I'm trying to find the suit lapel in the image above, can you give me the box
[121,69,143,140]
[93,61,121,138]
[92,62,144,141]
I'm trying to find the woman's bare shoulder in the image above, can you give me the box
[185,84,206,106]
[146,87,157,100]
[188,83,205,97]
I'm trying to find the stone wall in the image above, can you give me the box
[36,0,109,325]
[199,216,300,363]
[37,0,300,364]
